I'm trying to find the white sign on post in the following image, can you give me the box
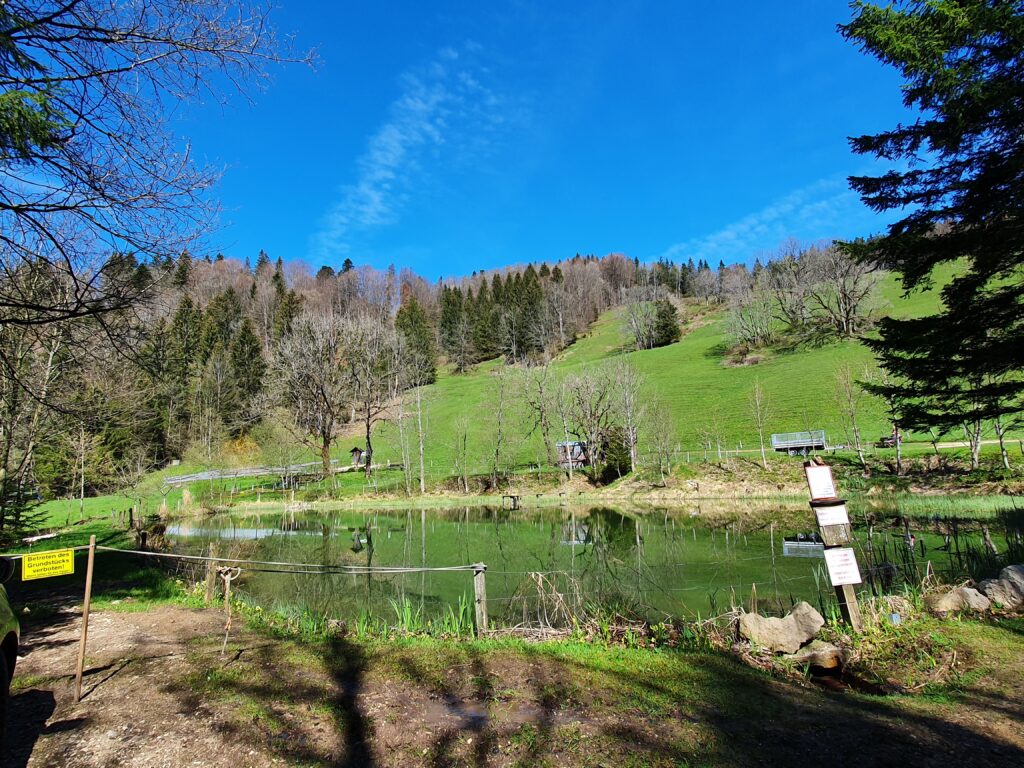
[805,464,837,501]
[813,503,850,528]
[824,547,862,586]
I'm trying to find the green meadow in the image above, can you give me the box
[366,264,978,480]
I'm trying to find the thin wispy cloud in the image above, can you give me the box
[658,178,870,265]
[311,44,505,260]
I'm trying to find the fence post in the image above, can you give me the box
[473,563,488,636]
[74,535,97,704]
[204,542,220,604]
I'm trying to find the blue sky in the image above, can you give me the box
[181,1,910,279]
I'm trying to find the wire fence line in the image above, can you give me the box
[91,546,483,575]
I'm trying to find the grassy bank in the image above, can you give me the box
[168,600,1024,767]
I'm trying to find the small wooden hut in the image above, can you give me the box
[555,441,589,469]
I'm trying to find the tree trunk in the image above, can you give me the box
[364,410,374,478]
[396,398,411,495]
[994,417,1010,470]
[967,420,982,470]
[894,424,903,476]
[320,437,332,478]
[79,428,86,522]
[416,387,426,494]
[852,422,865,468]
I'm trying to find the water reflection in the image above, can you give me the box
[165,503,1005,626]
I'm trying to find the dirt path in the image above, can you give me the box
[7,605,1024,767]
[8,605,284,768]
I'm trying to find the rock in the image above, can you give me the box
[925,587,991,614]
[783,639,846,670]
[959,587,991,612]
[790,601,826,638]
[739,601,824,654]
[977,568,1024,611]
[1000,564,1024,594]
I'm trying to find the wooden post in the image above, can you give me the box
[74,535,97,704]
[834,583,862,632]
[805,462,863,632]
[473,563,488,636]
[204,542,220,604]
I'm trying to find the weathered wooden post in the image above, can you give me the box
[74,535,97,704]
[204,542,220,604]
[804,461,863,632]
[472,563,488,636]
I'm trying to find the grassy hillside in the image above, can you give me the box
[364,266,962,482]
[26,264,970,515]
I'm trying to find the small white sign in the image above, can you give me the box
[824,547,862,586]
[805,465,837,500]
[814,503,850,528]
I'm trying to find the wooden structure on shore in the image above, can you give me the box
[555,441,589,469]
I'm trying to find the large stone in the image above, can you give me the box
[739,601,824,654]
[977,579,1023,610]
[783,639,846,670]
[1000,564,1024,594]
[977,566,1024,611]
[925,586,991,614]
[959,587,992,612]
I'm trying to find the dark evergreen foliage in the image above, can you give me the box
[653,300,682,347]
[396,295,438,385]
[841,0,1024,437]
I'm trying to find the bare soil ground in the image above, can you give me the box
[7,605,1024,768]
[7,605,284,768]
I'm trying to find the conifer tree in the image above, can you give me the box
[653,299,681,347]
[396,295,438,384]
[255,249,272,275]
[842,1,1024,450]
[229,318,266,430]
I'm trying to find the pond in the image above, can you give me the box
[165,502,1020,627]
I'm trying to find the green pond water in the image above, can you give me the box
[166,502,1013,625]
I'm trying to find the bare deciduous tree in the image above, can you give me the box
[763,238,813,329]
[561,364,619,481]
[648,405,677,485]
[272,314,350,477]
[834,363,871,467]
[451,416,471,493]
[803,244,883,337]
[748,380,772,470]
[623,287,660,351]
[521,361,556,466]
[0,1,311,329]
[613,361,645,474]
[340,314,401,478]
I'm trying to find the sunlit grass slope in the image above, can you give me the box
[367,268,959,479]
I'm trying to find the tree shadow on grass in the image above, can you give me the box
[538,648,1024,767]
[165,633,1024,768]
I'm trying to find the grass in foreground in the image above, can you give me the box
[167,606,1024,768]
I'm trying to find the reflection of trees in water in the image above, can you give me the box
[172,504,833,625]
[575,508,642,616]
[498,508,644,626]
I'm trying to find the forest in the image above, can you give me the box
[0,236,891,535]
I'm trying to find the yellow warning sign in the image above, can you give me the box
[22,549,75,580]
